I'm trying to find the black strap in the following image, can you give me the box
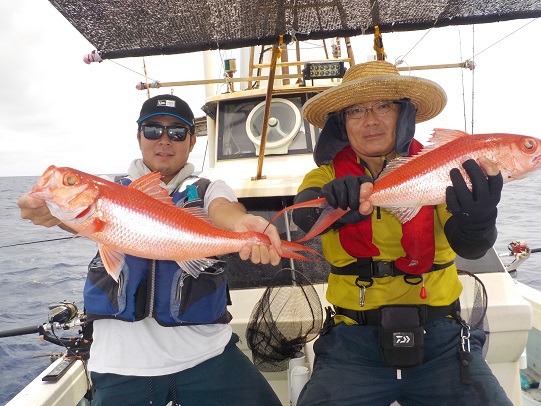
[331,259,455,278]
[334,300,461,326]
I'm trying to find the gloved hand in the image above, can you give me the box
[321,175,373,224]
[445,159,503,231]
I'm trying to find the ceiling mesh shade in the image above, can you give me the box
[49,0,541,59]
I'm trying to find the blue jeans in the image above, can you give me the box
[91,334,281,406]
[297,318,512,406]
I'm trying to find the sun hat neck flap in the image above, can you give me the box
[313,114,349,166]
[303,60,447,129]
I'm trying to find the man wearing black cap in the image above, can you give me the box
[18,94,282,405]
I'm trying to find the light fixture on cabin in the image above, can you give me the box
[302,61,346,80]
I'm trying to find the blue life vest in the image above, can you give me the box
[83,176,232,326]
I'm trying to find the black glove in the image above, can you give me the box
[445,159,503,232]
[321,175,373,224]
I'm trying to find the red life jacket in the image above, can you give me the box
[333,141,436,275]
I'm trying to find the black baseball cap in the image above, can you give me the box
[137,94,195,131]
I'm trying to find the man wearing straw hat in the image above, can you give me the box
[292,61,511,405]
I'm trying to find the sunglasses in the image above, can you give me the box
[140,124,192,141]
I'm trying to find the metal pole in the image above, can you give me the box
[254,36,283,180]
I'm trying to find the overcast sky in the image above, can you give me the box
[2,1,541,177]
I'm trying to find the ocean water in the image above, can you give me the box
[0,171,541,404]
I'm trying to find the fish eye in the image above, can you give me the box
[64,174,79,186]
[521,137,539,154]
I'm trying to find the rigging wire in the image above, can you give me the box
[458,29,468,133]
[101,18,538,90]
[107,59,160,83]
[397,18,538,134]
[0,236,80,249]
[397,25,437,63]
[470,25,475,134]
[467,18,538,60]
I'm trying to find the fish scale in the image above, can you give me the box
[31,165,320,280]
[88,190,260,260]
[370,130,541,217]
[269,129,541,236]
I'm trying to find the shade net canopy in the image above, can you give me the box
[49,0,541,60]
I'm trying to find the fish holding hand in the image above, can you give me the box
[273,129,541,241]
[30,165,321,281]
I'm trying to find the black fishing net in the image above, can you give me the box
[457,269,490,356]
[246,268,323,372]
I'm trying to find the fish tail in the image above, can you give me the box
[270,197,329,223]
[280,240,323,261]
[295,205,348,243]
[269,197,348,242]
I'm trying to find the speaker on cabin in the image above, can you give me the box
[245,98,302,155]
[216,93,317,161]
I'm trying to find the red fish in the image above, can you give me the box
[30,165,319,280]
[273,129,541,240]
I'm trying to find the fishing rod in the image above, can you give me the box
[0,236,80,249]
[1,301,94,398]
[498,241,541,257]
[499,247,541,257]
[0,301,91,359]
[498,241,541,275]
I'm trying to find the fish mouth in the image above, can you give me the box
[31,165,90,205]
[31,165,59,199]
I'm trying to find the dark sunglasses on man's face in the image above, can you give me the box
[140,124,191,141]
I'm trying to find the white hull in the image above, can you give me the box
[517,283,541,404]
[7,251,534,406]
[7,358,89,406]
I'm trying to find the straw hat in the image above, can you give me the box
[303,60,447,129]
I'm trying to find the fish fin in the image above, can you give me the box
[386,206,422,224]
[129,172,174,206]
[77,217,106,237]
[269,197,328,224]
[182,207,213,224]
[178,258,224,278]
[280,240,323,261]
[269,197,347,242]
[428,128,470,145]
[378,128,472,180]
[295,205,349,243]
[98,244,125,281]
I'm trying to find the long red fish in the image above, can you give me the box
[30,166,320,280]
[274,129,541,241]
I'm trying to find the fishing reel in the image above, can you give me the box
[504,240,531,276]
[508,240,531,257]
[48,301,78,324]
[39,301,92,360]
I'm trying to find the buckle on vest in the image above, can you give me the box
[371,261,396,278]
